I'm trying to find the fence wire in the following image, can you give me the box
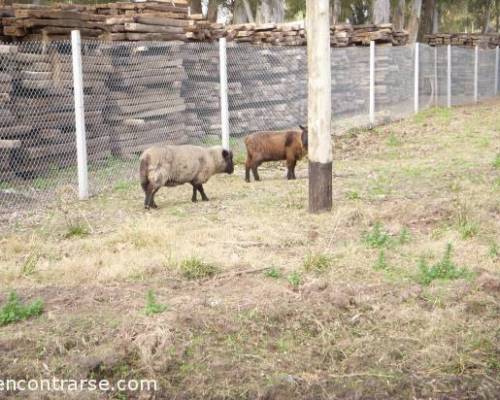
[1,40,499,222]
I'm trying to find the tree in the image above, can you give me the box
[393,0,406,31]
[331,0,342,24]
[207,0,218,22]
[373,0,391,24]
[407,0,422,42]
[256,0,285,23]
[418,0,436,41]
[189,0,203,14]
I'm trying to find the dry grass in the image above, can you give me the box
[0,100,499,399]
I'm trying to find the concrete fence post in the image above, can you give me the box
[71,30,89,200]
[369,41,375,126]
[474,45,479,103]
[414,42,419,114]
[447,44,452,108]
[434,46,438,106]
[495,46,499,96]
[219,38,230,150]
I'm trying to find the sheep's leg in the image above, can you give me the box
[191,183,198,202]
[245,154,252,182]
[198,184,209,201]
[287,159,297,180]
[150,188,160,209]
[144,184,156,210]
[251,162,261,181]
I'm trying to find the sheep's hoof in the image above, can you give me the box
[144,205,150,210]
[191,198,197,203]
[151,203,158,209]
[202,197,209,202]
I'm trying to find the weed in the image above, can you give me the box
[143,289,168,316]
[374,250,389,271]
[287,271,302,289]
[303,252,333,273]
[456,201,478,239]
[264,267,282,279]
[398,227,412,245]
[21,251,39,277]
[362,223,391,248]
[488,242,498,258]
[64,223,89,239]
[387,133,401,147]
[345,190,360,200]
[493,154,500,169]
[0,292,44,326]
[416,243,473,285]
[180,257,219,280]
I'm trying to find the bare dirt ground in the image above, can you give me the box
[0,101,499,399]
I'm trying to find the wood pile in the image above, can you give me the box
[0,43,111,179]
[424,33,500,49]
[1,1,194,42]
[192,21,408,47]
[103,42,191,157]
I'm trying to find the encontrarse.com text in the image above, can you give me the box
[0,378,158,392]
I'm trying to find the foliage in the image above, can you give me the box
[362,223,392,248]
[287,271,302,289]
[264,267,282,278]
[180,257,219,280]
[144,290,168,316]
[374,249,389,270]
[416,243,473,285]
[0,292,44,327]
[303,252,334,273]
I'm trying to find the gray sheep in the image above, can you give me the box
[139,145,234,209]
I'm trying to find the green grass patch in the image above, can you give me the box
[21,251,39,277]
[143,289,168,316]
[373,250,389,271]
[64,223,90,239]
[287,271,302,289]
[362,223,391,248]
[0,292,44,326]
[303,252,333,273]
[493,154,500,169]
[345,190,360,200]
[387,133,402,147]
[179,257,219,280]
[416,243,473,286]
[263,267,282,279]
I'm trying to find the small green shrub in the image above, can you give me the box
[398,227,412,245]
[362,223,391,248]
[21,252,39,277]
[287,271,302,289]
[416,243,473,285]
[488,242,499,258]
[264,267,282,279]
[180,257,219,280]
[303,252,333,273]
[374,250,389,271]
[143,289,168,316]
[493,154,500,169]
[345,190,360,200]
[64,224,89,239]
[387,133,401,147]
[0,292,44,326]
[456,202,478,239]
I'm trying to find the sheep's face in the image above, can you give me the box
[299,125,308,151]
[222,149,234,174]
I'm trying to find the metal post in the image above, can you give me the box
[474,45,479,103]
[447,44,452,108]
[434,46,438,107]
[369,41,375,126]
[219,38,230,150]
[495,46,499,96]
[414,42,419,114]
[71,30,88,200]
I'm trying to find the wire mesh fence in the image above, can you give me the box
[1,39,499,223]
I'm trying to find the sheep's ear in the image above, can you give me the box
[299,125,306,131]
[222,149,230,159]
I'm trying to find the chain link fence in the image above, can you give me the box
[1,40,499,223]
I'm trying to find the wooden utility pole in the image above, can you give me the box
[306,0,332,213]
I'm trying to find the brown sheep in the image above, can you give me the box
[244,125,308,182]
[139,145,234,209]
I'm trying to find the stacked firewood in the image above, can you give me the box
[190,21,408,47]
[0,1,194,42]
[424,33,500,49]
[104,42,191,157]
[0,43,111,179]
